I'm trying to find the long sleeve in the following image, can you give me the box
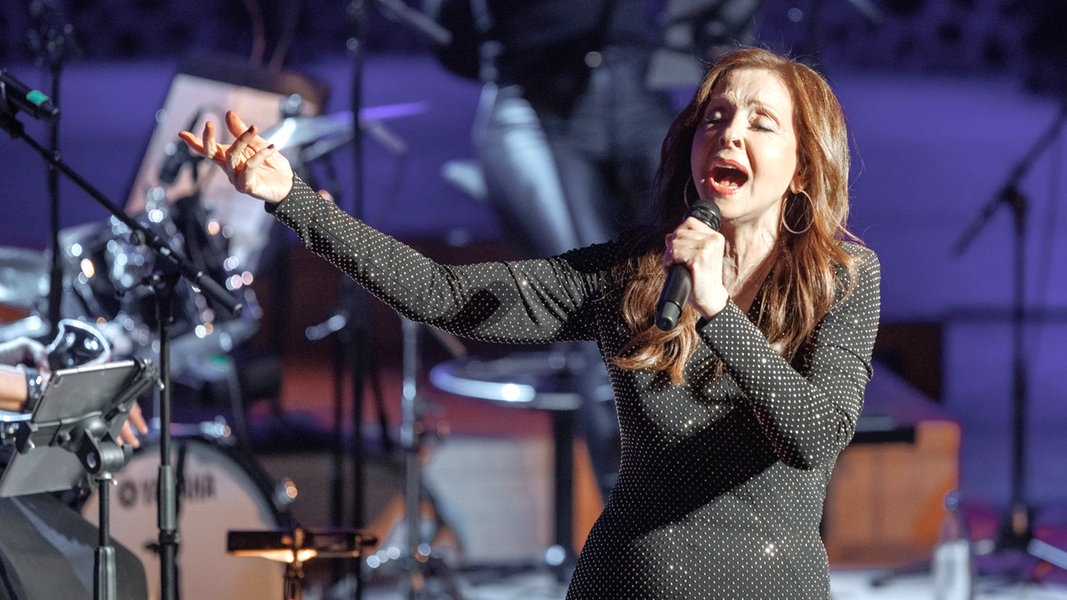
[270,177,613,344]
[697,244,881,470]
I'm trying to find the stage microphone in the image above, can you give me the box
[655,201,721,331]
[158,110,202,185]
[0,68,59,123]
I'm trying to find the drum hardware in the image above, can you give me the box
[83,431,298,600]
[429,347,595,580]
[1,109,242,600]
[299,291,391,592]
[0,246,48,311]
[314,7,448,597]
[360,318,465,599]
[228,527,379,600]
[45,318,112,371]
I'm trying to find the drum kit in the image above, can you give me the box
[0,103,441,598]
[0,169,295,598]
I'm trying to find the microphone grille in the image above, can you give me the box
[688,201,720,231]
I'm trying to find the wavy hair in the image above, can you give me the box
[614,47,860,384]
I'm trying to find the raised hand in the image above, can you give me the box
[179,110,295,204]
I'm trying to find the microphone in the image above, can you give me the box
[655,201,721,331]
[0,68,59,122]
[158,110,202,185]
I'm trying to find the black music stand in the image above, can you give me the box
[0,358,156,600]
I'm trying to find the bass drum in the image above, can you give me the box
[81,435,290,600]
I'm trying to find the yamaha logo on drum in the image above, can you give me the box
[117,471,218,508]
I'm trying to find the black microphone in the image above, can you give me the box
[0,68,59,123]
[655,201,721,331]
[158,110,202,185]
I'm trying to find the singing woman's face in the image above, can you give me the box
[690,68,799,233]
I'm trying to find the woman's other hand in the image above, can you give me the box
[179,110,295,204]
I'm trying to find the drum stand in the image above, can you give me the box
[371,318,463,600]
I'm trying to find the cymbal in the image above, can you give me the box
[263,101,427,150]
[0,247,47,309]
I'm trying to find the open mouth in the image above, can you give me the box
[710,164,749,190]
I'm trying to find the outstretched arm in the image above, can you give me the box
[180,111,611,345]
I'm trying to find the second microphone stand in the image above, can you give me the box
[953,101,1067,578]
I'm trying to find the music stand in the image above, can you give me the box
[0,358,156,600]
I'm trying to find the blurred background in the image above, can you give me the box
[2,0,1067,598]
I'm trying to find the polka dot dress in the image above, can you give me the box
[272,178,882,599]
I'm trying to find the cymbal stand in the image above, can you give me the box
[953,101,1067,577]
[0,106,242,600]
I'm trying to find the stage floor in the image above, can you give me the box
[311,566,1067,600]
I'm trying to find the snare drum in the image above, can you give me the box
[81,435,290,600]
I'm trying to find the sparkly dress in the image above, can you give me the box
[271,178,882,599]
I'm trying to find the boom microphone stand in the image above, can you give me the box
[953,101,1067,575]
[0,101,242,600]
[24,0,83,341]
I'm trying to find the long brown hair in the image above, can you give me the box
[614,47,859,384]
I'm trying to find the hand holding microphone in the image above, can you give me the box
[655,201,721,331]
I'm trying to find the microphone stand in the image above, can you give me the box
[24,0,82,340]
[953,101,1067,575]
[0,107,242,600]
[328,3,450,598]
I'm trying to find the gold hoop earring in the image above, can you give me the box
[782,190,814,235]
[683,182,696,208]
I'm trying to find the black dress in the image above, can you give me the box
[271,178,881,599]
